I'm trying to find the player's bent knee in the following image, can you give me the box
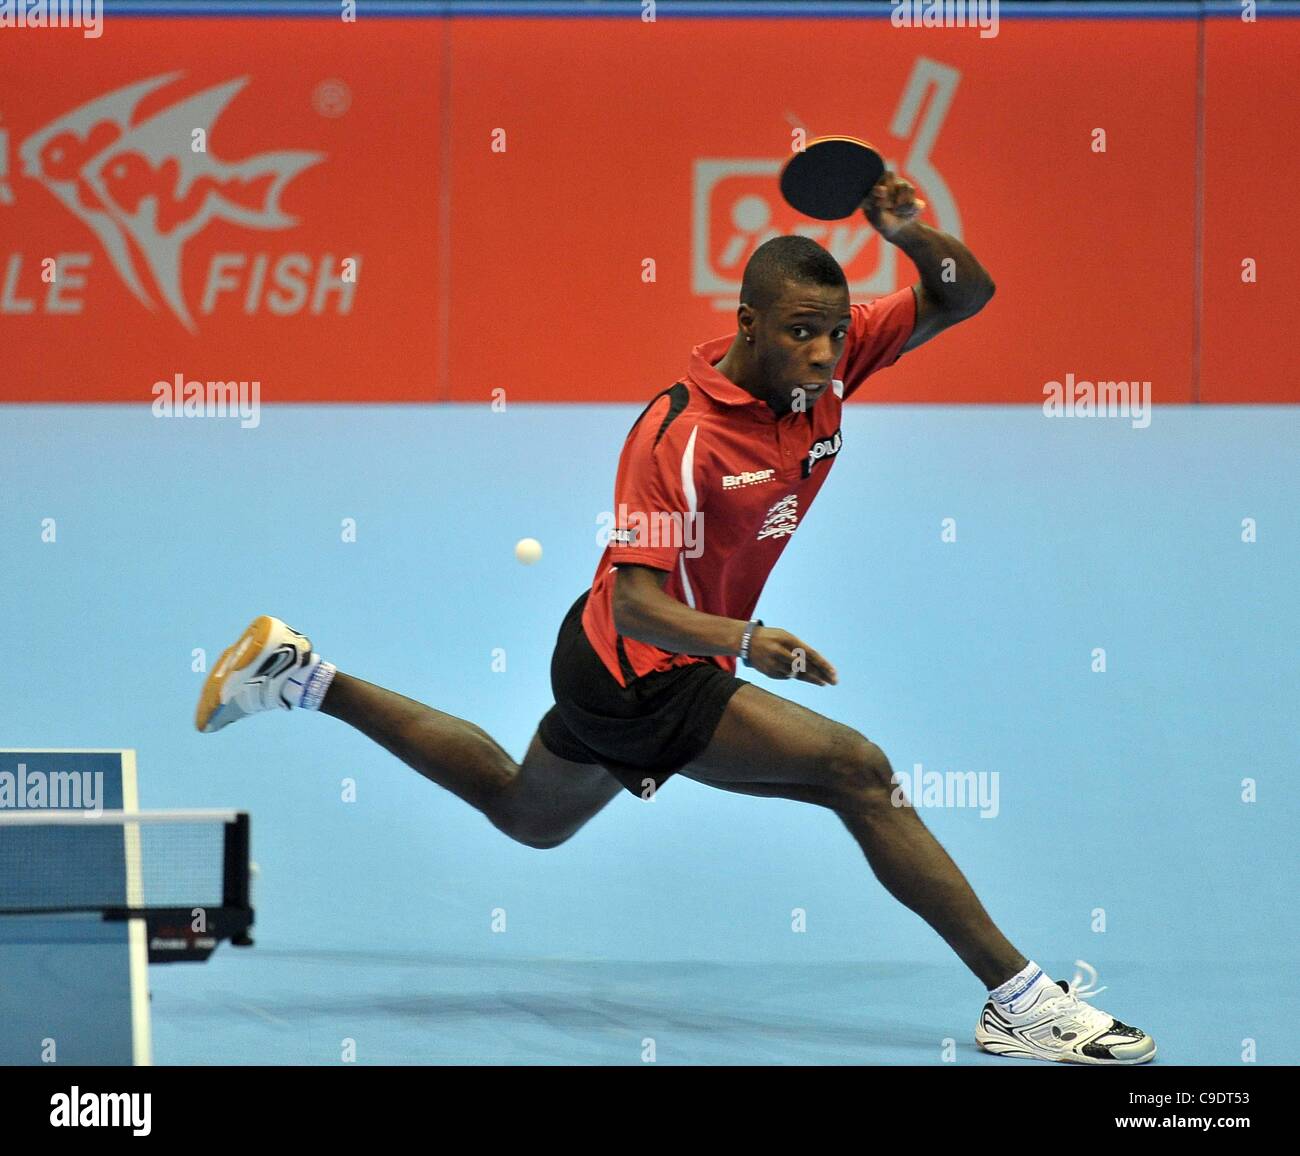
[518,833,570,851]
[496,817,576,850]
[824,729,895,807]
[487,809,572,850]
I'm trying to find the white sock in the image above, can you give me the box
[989,961,1057,1014]
[287,653,336,711]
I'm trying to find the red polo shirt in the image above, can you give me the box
[582,286,917,686]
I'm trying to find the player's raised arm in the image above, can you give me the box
[863,172,996,353]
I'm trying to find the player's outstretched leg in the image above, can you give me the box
[681,683,1156,1065]
[194,615,621,848]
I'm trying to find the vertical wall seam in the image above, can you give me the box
[437,15,454,403]
[1191,8,1207,404]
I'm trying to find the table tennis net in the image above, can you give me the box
[0,810,249,915]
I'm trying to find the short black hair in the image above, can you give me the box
[740,235,847,312]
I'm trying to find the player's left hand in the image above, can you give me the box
[862,172,926,239]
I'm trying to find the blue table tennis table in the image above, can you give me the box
[0,911,151,1065]
[0,750,150,1065]
[0,749,251,1066]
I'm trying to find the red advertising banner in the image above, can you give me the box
[0,14,1293,404]
[0,19,441,402]
[447,16,1196,404]
[1200,16,1300,403]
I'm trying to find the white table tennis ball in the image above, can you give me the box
[515,537,543,565]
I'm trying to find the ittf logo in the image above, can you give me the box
[691,57,963,311]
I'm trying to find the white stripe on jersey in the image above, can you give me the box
[677,425,700,609]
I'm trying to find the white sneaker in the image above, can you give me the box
[195,615,314,734]
[975,961,1156,1065]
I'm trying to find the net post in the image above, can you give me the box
[223,812,251,909]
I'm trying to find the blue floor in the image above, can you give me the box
[2,403,1297,1064]
[147,952,1297,1065]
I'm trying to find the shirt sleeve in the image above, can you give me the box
[838,286,917,400]
[606,394,692,572]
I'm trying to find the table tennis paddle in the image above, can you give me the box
[779,135,886,221]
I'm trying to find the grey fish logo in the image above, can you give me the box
[20,74,323,331]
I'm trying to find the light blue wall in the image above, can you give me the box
[1,403,1295,970]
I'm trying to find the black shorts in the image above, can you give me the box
[537,590,747,797]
